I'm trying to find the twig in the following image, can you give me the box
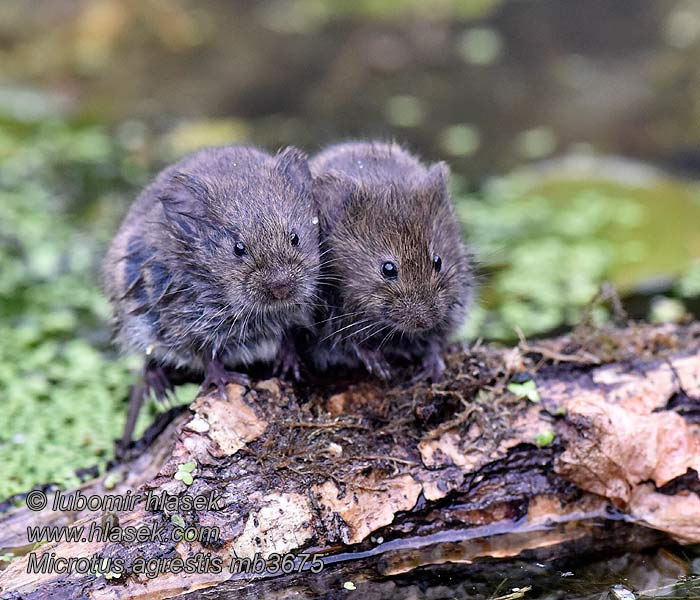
[515,326,601,365]
[280,420,369,430]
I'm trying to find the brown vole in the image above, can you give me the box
[309,141,474,382]
[104,145,320,448]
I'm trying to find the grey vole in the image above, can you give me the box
[104,145,320,448]
[309,141,474,382]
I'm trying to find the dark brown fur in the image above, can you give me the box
[104,145,320,448]
[309,141,474,381]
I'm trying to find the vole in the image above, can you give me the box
[309,141,474,382]
[104,145,320,448]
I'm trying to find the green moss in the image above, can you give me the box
[457,171,700,340]
[532,178,700,289]
[0,117,188,499]
[677,259,700,297]
[320,0,503,21]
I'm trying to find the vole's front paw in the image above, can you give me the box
[118,361,175,454]
[202,359,250,397]
[273,351,302,381]
[273,338,303,381]
[410,351,446,384]
[356,347,392,381]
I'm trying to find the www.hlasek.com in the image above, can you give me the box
[26,519,220,544]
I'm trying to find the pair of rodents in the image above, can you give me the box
[104,141,474,448]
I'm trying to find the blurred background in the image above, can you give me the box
[1,0,699,593]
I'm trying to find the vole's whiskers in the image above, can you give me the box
[179,303,228,342]
[377,326,399,351]
[318,260,342,270]
[337,320,380,345]
[154,283,197,302]
[316,310,364,325]
[238,306,255,343]
[323,317,371,344]
[358,323,390,346]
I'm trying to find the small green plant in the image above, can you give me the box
[171,514,186,528]
[534,430,555,447]
[506,379,541,403]
[174,461,197,486]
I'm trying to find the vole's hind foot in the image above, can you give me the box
[410,350,446,384]
[144,363,176,406]
[115,434,140,462]
[116,379,147,460]
[355,347,392,381]
[273,338,303,381]
[202,358,250,398]
[116,361,174,460]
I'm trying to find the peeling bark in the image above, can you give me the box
[0,322,699,599]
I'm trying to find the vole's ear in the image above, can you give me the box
[312,172,358,231]
[160,172,210,240]
[171,172,210,199]
[276,147,312,194]
[424,161,451,202]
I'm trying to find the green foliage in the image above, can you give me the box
[174,461,197,486]
[506,380,540,403]
[678,259,700,297]
[458,176,621,339]
[457,172,700,340]
[534,430,555,447]
[171,514,186,528]
[0,117,155,499]
[253,0,504,34]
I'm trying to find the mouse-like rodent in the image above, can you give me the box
[309,140,474,382]
[104,145,320,447]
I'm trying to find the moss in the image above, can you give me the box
[0,117,184,499]
[457,170,700,340]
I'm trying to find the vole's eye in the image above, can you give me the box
[234,241,246,256]
[290,232,300,246]
[433,255,442,273]
[382,261,398,280]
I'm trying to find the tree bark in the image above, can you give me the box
[1,322,699,599]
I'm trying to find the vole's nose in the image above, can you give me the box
[413,312,433,330]
[410,307,437,331]
[391,296,439,332]
[268,275,294,300]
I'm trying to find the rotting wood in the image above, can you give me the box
[0,322,699,599]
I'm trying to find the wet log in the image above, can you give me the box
[1,322,699,599]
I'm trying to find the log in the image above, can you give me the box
[1,321,699,599]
